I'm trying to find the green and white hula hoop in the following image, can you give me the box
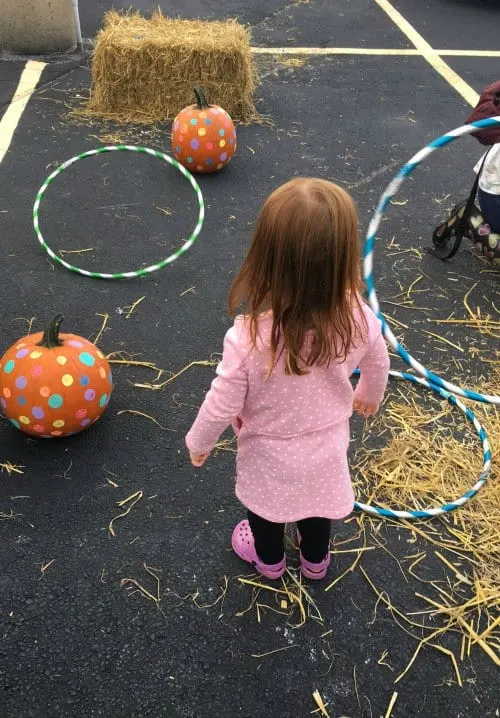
[33,145,205,279]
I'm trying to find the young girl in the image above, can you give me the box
[186,178,390,580]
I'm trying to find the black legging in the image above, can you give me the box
[247,510,331,564]
[478,188,500,233]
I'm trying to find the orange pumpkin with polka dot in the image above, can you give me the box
[171,86,237,174]
[0,314,113,438]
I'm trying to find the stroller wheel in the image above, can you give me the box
[432,221,451,247]
[430,200,470,259]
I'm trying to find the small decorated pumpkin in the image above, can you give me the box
[0,314,112,438]
[171,86,237,174]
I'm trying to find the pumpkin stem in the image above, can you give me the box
[37,314,64,349]
[194,86,209,110]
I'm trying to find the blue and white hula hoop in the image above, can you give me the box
[354,369,491,520]
[363,116,500,406]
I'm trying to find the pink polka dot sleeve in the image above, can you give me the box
[185,325,248,455]
[353,311,390,407]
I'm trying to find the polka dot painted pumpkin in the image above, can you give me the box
[171,86,236,174]
[0,314,113,438]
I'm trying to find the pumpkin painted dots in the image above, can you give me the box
[171,86,236,173]
[0,314,113,438]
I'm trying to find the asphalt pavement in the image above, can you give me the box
[0,2,499,716]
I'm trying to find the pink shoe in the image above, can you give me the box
[297,531,331,580]
[231,520,286,580]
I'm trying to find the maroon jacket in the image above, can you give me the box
[466,79,500,145]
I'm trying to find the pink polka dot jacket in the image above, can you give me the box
[186,304,390,522]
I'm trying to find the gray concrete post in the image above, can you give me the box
[0,0,77,54]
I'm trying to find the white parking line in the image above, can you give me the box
[0,60,46,164]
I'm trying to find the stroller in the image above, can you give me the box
[432,81,500,265]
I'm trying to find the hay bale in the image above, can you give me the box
[86,10,258,124]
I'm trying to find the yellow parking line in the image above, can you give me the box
[0,60,46,164]
[373,0,479,106]
[251,47,500,58]
[252,47,420,55]
[438,49,500,57]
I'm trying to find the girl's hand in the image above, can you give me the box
[353,399,379,418]
[189,450,210,467]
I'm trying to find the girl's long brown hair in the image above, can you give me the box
[229,178,366,376]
